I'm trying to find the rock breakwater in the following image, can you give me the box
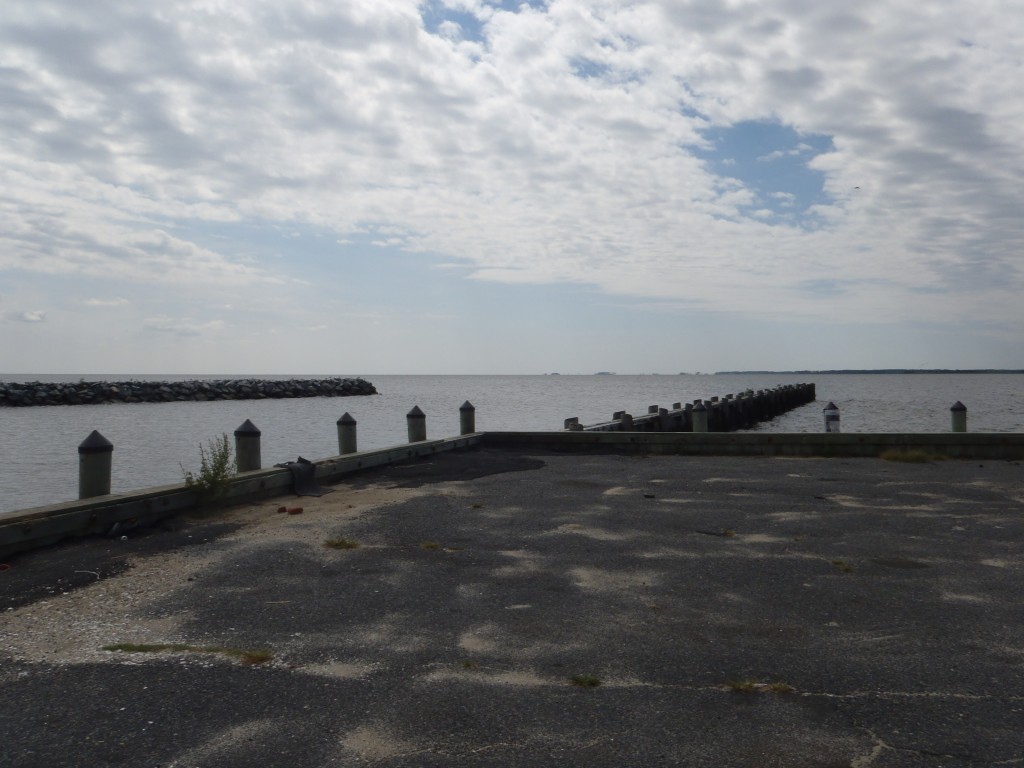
[0,378,378,407]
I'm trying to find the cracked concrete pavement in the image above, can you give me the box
[2,448,1023,767]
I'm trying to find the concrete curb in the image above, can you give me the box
[484,430,1024,458]
[0,434,482,559]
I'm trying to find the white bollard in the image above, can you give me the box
[950,401,967,433]
[823,402,840,433]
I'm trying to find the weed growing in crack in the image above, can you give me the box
[103,643,273,665]
[725,679,795,694]
[570,674,602,688]
[324,538,360,550]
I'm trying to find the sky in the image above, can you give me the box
[2,0,1023,374]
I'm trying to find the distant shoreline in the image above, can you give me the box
[714,369,1024,375]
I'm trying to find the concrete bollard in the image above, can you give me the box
[620,413,634,431]
[692,401,709,433]
[823,402,840,433]
[648,405,659,414]
[234,419,262,471]
[337,412,358,455]
[460,401,476,435]
[951,401,967,433]
[78,430,113,499]
[564,416,581,431]
[407,406,427,442]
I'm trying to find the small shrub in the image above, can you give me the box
[181,434,236,498]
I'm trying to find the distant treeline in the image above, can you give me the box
[715,369,1024,375]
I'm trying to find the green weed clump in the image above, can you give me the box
[879,449,947,463]
[569,674,602,688]
[181,434,236,498]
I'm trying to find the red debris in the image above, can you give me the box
[287,507,303,515]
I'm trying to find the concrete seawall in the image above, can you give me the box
[0,377,377,407]
[3,429,1023,560]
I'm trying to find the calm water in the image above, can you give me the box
[1,373,1021,513]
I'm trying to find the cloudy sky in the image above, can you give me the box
[2,0,1023,374]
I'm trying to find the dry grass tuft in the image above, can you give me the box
[879,449,947,463]
[324,538,360,550]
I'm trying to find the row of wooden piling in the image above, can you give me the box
[566,383,817,433]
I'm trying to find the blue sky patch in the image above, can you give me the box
[421,3,486,42]
[695,120,834,223]
[421,0,549,43]
[570,57,611,79]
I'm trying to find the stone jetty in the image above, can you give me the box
[0,377,377,407]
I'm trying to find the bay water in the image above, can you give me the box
[1,373,1021,513]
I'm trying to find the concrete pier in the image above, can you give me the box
[574,383,816,433]
[4,448,1023,767]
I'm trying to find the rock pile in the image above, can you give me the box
[0,378,378,407]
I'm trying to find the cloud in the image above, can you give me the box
[9,309,46,322]
[757,145,813,162]
[1,0,1023,355]
[143,316,225,337]
[84,297,129,307]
